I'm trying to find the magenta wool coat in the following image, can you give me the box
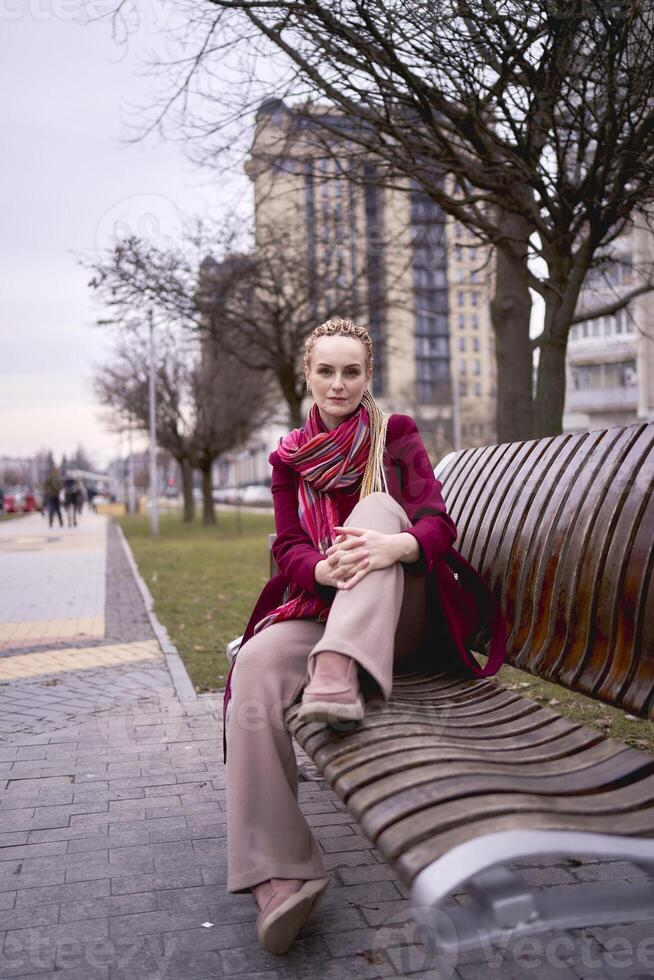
[222,413,508,763]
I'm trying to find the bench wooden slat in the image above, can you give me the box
[546,426,654,695]
[396,809,654,884]
[601,489,654,712]
[389,690,523,715]
[335,745,645,802]
[320,733,619,787]
[308,704,573,739]
[356,767,654,837]
[294,715,598,765]
[436,421,654,717]
[377,784,654,861]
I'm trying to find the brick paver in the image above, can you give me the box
[0,511,652,979]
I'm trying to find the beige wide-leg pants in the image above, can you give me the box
[225,491,429,894]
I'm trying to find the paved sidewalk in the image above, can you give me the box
[0,512,651,980]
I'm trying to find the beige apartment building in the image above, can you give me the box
[564,215,654,432]
[245,97,497,456]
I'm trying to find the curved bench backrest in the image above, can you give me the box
[436,421,654,719]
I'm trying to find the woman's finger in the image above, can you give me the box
[338,552,369,577]
[333,536,367,554]
[339,563,370,589]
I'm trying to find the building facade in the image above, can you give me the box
[245,98,498,457]
[563,217,654,432]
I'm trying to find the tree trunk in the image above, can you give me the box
[532,253,586,438]
[489,212,534,444]
[180,457,195,522]
[201,464,216,526]
[532,327,569,437]
[278,371,304,427]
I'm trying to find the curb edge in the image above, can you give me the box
[114,521,198,703]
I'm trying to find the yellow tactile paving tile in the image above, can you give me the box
[0,640,163,680]
[0,617,105,643]
[0,533,106,553]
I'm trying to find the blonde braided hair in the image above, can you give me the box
[304,318,389,497]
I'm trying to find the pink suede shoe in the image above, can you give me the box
[295,652,365,726]
[254,876,330,954]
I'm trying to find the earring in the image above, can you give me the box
[306,382,312,392]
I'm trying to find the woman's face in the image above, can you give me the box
[306,335,371,430]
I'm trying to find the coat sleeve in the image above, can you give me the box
[386,415,458,573]
[269,451,332,597]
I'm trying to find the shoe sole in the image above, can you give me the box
[295,696,365,726]
[256,876,330,955]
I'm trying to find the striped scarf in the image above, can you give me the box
[253,402,371,633]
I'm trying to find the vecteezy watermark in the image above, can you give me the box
[0,0,174,30]
[371,903,654,977]
[95,193,185,251]
[1,933,178,978]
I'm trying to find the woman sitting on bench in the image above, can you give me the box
[223,317,507,955]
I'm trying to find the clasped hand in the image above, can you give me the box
[314,526,400,590]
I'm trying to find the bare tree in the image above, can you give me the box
[94,325,271,525]
[190,335,274,524]
[85,218,409,429]
[94,330,199,521]
[193,224,401,428]
[120,0,654,439]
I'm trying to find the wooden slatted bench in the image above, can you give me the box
[226,420,654,953]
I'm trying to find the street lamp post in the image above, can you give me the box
[127,415,136,516]
[148,307,159,537]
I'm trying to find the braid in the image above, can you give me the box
[304,318,388,498]
[359,389,389,498]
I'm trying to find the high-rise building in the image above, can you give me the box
[564,216,654,431]
[245,98,498,454]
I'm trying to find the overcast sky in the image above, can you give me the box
[1,4,252,469]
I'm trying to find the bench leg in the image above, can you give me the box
[410,830,654,951]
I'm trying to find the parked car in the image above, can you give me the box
[2,489,22,513]
[2,487,42,513]
[212,487,240,504]
[241,484,273,506]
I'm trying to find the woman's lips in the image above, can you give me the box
[328,396,347,400]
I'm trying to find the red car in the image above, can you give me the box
[3,488,41,513]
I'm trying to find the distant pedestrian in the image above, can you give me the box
[43,467,63,528]
[63,476,78,527]
[74,481,85,518]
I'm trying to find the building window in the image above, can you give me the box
[571,360,637,389]
[364,163,385,396]
[473,359,480,375]
[459,336,466,351]
[472,337,479,352]
[460,360,466,374]
[471,313,479,330]
[474,382,481,396]
[458,314,465,330]
[471,291,479,307]
[457,290,465,307]
[459,380,467,396]
[411,184,450,405]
